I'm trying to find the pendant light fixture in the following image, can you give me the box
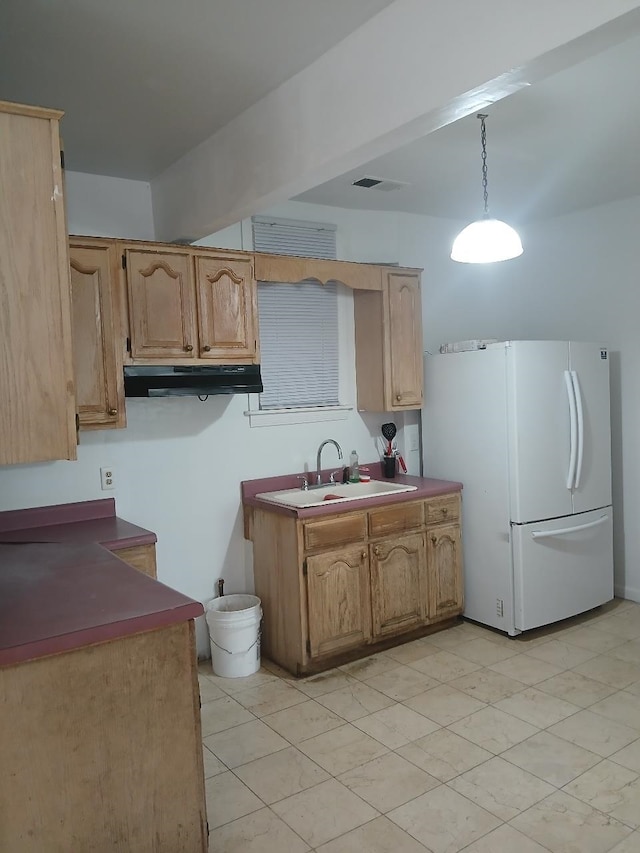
[451,113,523,263]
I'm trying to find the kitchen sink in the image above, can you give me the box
[255,479,417,509]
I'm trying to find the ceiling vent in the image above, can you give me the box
[352,176,408,192]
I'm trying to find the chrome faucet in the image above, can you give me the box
[316,439,343,485]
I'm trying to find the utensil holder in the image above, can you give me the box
[382,454,396,478]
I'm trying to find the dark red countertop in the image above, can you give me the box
[242,463,462,519]
[0,500,203,667]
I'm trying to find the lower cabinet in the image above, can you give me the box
[111,543,157,578]
[250,491,463,675]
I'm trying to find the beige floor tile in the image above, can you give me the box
[202,745,226,778]
[452,637,520,666]
[563,626,627,653]
[502,730,601,787]
[315,680,395,721]
[608,830,640,851]
[203,666,278,695]
[232,679,308,716]
[365,665,439,701]
[564,759,640,828]
[262,699,343,744]
[383,639,440,665]
[450,667,525,703]
[488,652,564,685]
[573,655,640,690]
[205,771,263,829]
[537,670,618,708]
[296,669,358,698]
[448,755,555,821]
[607,639,640,664]
[388,784,501,853]
[408,650,482,682]
[459,823,550,852]
[397,729,492,782]
[338,751,439,812]
[353,703,440,749]
[298,723,389,775]
[511,790,632,853]
[526,639,599,670]
[494,687,580,728]
[589,691,640,731]
[272,778,378,847]
[549,709,638,758]
[207,807,310,853]
[423,626,472,650]
[203,719,288,768]
[339,654,398,681]
[233,745,329,804]
[199,695,255,737]
[404,683,486,726]
[626,680,640,696]
[447,706,538,755]
[198,675,226,703]
[593,612,640,640]
[610,739,640,773]
[315,815,430,853]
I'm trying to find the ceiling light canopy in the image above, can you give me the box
[451,114,523,264]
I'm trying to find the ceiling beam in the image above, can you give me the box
[151,0,640,242]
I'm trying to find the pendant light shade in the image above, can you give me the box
[451,215,523,263]
[451,114,523,264]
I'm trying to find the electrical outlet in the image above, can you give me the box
[100,466,115,490]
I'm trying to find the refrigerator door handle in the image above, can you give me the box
[564,370,578,490]
[571,370,584,489]
[530,513,609,539]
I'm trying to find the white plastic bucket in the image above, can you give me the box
[206,594,262,678]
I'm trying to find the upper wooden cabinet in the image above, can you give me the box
[0,101,77,465]
[124,245,258,363]
[69,239,124,430]
[354,267,424,412]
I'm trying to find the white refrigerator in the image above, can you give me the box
[423,341,613,635]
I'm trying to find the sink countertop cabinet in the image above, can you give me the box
[244,475,463,676]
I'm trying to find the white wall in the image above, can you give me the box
[65,171,155,239]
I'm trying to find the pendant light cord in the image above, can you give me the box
[478,113,489,216]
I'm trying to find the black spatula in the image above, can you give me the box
[381,422,397,456]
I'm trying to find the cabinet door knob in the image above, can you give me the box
[395,393,402,401]
[184,344,193,352]
[441,507,448,516]
[373,546,380,556]
[431,535,437,544]
[108,408,118,416]
[202,345,212,352]
[361,550,367,561]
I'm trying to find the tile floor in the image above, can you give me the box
[198,599,640,852]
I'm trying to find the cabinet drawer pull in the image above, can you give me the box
[441,507,448,516]
[202,345,212,352]
[184,344,193,352]
[108,408,118,416]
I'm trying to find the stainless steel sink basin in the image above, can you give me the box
[255,479,417,509]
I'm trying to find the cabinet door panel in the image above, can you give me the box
[306,546,371,658]
[428,523,463,621]
[69,244,122,428]
[385,272,423,409]
[127,250,197,358]
[195,256,257,359]
[370,533,426,637]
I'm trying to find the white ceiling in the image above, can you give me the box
[1,2,638,224]
[0,0,392,179]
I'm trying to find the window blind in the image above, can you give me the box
[253,216,339,411]
[258,281,339,409]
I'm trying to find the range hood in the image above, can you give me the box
[124,365,263,397]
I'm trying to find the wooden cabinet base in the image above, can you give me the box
[0,621,207,852]
[291,615,462,677]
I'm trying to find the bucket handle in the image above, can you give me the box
[209,625,261,657]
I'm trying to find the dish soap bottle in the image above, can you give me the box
[349,450,360,483]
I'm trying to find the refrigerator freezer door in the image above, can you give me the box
[507,341,573,523]
[569,343,612,514]
[512,507,614,631]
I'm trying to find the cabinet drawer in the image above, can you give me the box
[113,544,157,578]
[368,502,424,537]
[303,514,366,551]
[425,494,460,524]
